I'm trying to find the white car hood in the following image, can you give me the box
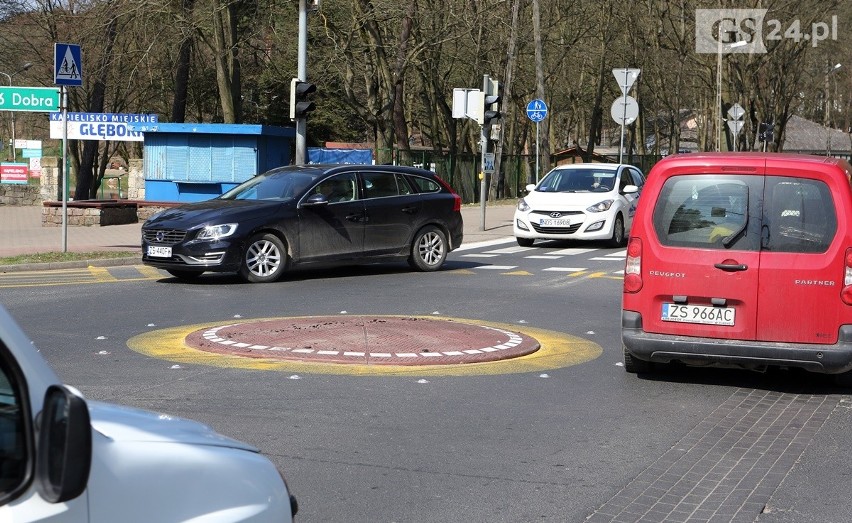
[87,400,258,452]
[525,190,615,209]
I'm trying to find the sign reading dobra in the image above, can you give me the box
[50,112,158,141]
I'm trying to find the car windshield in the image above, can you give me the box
[219,169,320,201]
[536,168,617,193]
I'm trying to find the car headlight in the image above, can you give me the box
[586,200,614,213]
[196,223,238,240]
[517,198,530,212]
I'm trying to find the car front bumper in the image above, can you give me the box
[622,310,852,374]
[513,212,613,241]
[142,237,243,273]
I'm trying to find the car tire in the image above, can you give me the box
[623,345,652,374]
[239,233,287,283]
[516,237,534,247]
[166,269,203,280]
[608,214,625,247]
[408,225,448,272]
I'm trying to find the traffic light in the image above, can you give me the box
[758,122,774,142]
[289,78,316,120]
[476,78,501,126]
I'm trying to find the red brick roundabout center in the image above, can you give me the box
[184,316,540,366]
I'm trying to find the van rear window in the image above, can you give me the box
[652,175,836,253]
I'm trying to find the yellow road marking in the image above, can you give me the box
[503,270,532,276]
[127,315,602,377]
[89,266,119,282]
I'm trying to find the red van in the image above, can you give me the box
[622,153,852,381]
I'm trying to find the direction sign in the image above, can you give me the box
[55,43,82,86]
[0,87,61,112]
[611,95,639,125]
[526,99,548,122]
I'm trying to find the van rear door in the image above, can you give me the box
[644,163,765,341]
[756,159,843,343]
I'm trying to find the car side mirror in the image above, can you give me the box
[301,193,329,207]
[622,185,639,194]
[525,184,536,193]
[37,385,92,503]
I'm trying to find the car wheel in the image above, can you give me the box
[166,269,203,280]
[516,237,534,247]
[608,214,625,247]
[623,345,652,374]
[239,233,287,283]
[408,225,448,272]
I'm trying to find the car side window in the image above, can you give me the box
[653,175,761,251]
[629,168,645,188]
[0,341,29,503]
[313,173,357,203]
[619,170,632,192]
[362,172,402,199]
[762,178,836,253]
[408,175,441,193]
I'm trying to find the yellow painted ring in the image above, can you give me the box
[126,315,602,376]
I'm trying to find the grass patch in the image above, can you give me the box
[0,251,139,266]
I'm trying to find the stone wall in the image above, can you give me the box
[0,184,41,206]
[41,201,138,227]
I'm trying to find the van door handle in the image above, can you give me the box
[714,262,748,272]
[346,213,365,223]
[401,206,418,214]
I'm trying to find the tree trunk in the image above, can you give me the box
[75,9,119,200]
[171,0,195,123]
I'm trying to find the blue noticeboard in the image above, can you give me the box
[526,99,548,122]
[54,43,82,86]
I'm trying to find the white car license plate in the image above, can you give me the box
[539,218,571,227]
[661,303,735,326]
[147,246,172,258]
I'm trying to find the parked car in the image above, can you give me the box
[0,303,297,521]
[622,152,852,382]
[513,163,645,247]
[142,164,464,283]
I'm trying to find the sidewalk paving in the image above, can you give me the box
[0,201,517,271]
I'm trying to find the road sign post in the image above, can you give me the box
[526,99,548,183]
[612,68,640,163]
[55,42,82,253]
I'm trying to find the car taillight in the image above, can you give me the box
[842,248,852,305]
[623,237,642,293]
[434,175,462,212]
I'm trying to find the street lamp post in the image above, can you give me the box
[823,62,842,155]
[0,62,33,162]
[716,41,747,151]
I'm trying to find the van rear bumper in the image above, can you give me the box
[622,311,852,374]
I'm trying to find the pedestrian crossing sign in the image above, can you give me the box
[54,43,82,86]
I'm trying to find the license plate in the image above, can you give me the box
[539,218,571,227]
[661,303,735,326]
[147,246,172,258]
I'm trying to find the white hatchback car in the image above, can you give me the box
[513,163,645,247]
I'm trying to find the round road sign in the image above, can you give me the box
[527,99,548,122]
[611,95,639,125]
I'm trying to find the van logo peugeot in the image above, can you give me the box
[550,212,562,218]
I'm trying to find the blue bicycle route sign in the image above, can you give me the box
[526,99,548,122]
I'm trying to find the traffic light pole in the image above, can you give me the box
[295,0,308,164]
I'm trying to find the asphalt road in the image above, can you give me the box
[2,239,850,522]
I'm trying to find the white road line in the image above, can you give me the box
[462,254,500,258]
[473,265,518,270]
[454,237,516,252]
[590,257,624,261]
[484,246,536,254]
[525,255,562,260]
[550,248,597,255]
[542,267,587,272]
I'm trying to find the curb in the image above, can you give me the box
[0,256,142,273]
